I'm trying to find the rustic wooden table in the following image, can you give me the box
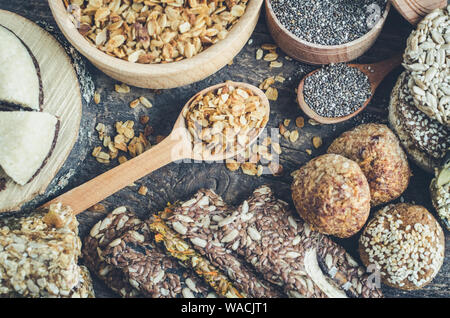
[0,1,448,298]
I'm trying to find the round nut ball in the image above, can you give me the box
[327,123,411,206]
[359,203,445,291]
[291,154,371,238]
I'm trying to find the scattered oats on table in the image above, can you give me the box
[265,87,278,101]
[263,52,278,62]
[226,159,241,172]
[312,136,322,149]
[115,83,130,93]
[128,98,139,109]
[138,185,148,196]
[308,119,320,126]
[259,77,275,90]
[140,115,150,125]
[290,130,299,143]
[295,116,305,128]
[87,203,106,212]
[225,135,282,177]
[261,43,277,50]
[275,75,285,83]
[256,48,263,60]
[92,119,152,164]
[139,96,153,108]
[270,61,283,68]
[94,91,101,104]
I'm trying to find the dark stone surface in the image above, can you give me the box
[0,1,448,298]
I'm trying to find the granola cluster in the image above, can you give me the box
[66,0,249,64]
[0,204,94,298]
[183,82,269,158]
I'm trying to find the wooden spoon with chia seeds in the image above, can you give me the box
[41,82,270,215]
[297,54,403,124]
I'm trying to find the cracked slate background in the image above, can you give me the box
[0,0,448,298]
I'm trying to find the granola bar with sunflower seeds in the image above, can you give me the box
[0,204,91,298]
[161,189,284,298]
[83,207,142,297]
[149,216,243,298]
[213,185,383,298]
[100,220,215,298]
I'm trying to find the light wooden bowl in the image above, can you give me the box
[264,0,391,65]
[391,0,447,25]
[48,0,263,89]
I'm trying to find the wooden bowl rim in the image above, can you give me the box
[48,0,263,77]
[265,0,391,51]
[391,0,446,24]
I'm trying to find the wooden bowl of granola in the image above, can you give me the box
[48,0,263,89]
[264,0,391,65]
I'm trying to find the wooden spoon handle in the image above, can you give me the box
[354,53,403,89]
[42,134,186,215]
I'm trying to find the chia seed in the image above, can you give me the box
[270,0,387,46]
[303,63,372,118]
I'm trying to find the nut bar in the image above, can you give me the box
[149,215,243,298]
[214,185,383,298]
[100,220,215,298]
[315,235,382,298]
[0,204,91,297]
[83,207,142,297]
[69,266,95,298]
[162,189,284,298]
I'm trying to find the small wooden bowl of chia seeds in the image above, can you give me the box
[264,0,391,65]
[297,54,403,124]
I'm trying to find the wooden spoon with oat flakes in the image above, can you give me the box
[42,82,270,214]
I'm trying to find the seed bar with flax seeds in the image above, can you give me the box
[161,188,284,298]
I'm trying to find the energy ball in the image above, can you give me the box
[359,204,445,291]
[327,123,411,206]
[291,154,371,238]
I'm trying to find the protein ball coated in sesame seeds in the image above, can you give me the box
[270,0,387,46]
[303,63,372,118]
[359,203,445,291]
